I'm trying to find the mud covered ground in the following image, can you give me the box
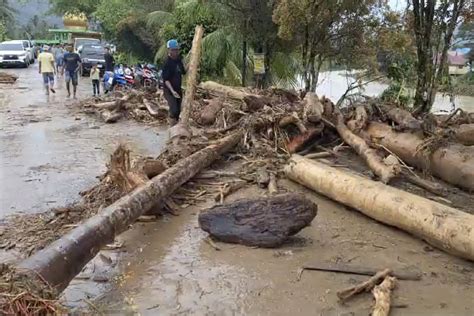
[1,65,473,315]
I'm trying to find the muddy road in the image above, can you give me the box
[0,65,166,218]
[1,65,473,315]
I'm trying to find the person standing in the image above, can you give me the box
[37,45,56,95]
[54,44,64,75]
[62,45,81,99]
[161,39,186,126]
[104,47,115,72]
[90,63,100,96]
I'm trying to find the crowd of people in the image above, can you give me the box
[36,44,115,99]
[35,39,184,127]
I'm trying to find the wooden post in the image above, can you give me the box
[179,25,204,124]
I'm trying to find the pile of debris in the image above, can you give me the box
[0,72,18,84]
[1,80,473,314]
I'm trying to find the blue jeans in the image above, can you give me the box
[42,72,54,86]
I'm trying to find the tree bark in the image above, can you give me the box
[364,122,474,190]
[285,155,474,261]
[17,131,243,293]
[383,105,421,130]
[337,268,392,301]
[179,25,204,124]
[242,39,247,87]
[303,92,324,123]
[347,105,368,133]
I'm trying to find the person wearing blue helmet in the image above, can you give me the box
[162,39,186,126]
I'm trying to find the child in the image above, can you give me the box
[90,63,100,96]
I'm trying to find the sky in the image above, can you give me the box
[389,0,405,11]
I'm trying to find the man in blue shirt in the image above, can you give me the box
[62,45,82,98]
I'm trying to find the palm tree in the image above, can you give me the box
[147,0,301,88]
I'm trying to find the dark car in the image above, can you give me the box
[79,44,106,76]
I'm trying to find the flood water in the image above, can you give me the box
[311,71,474,113]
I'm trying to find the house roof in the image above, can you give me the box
[447,53,468,66]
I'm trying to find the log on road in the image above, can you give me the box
[365,122,474,190]
[17,131,243,293]
[199,194,317,248]
[285,155,474,261]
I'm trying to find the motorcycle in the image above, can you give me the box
[124,66,135,88]
[112,65,128,91]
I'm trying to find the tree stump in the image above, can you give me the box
[198,194,317,248]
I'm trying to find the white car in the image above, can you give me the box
[0,40,34,68]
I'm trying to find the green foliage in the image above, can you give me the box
[94,0,131,39]
[49,0,98,16]
[381,82,412,108]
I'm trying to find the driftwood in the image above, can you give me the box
[402,172,446,196]
[372,276,397,316]
[142,98,160,117]
[285,155,474,261]
[200,98,224,125]
[347,105,368,133]
[303,92,324,123]
[454,123,474,146]
[199,194,317,248]
[279,113,307,133]
[337,268,392,301]
[333,107,399,183]
[383,105,421,130]
[298,262,421,281]
[365,122,474,190]
[199,81,269,112]
[268,173,278,195]
[214,181,246,203]
[100,110,122,123]
[17,131,243,293]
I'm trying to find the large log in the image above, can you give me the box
[365,122,474,190]
[199,81,270,111]
[199,194,317,248]
[455,123,474,146]
[179,25,204,124]
[334,108,399,183]
[17,131,243,292]
[285,155,474,261]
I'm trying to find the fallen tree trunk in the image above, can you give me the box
[17,131,243,293]
[365,122,474,190]
[333,108,399,183]
[199,81,269,112]
[285,155,474,261]
[199,194,317,248]
[454,123,474,146]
